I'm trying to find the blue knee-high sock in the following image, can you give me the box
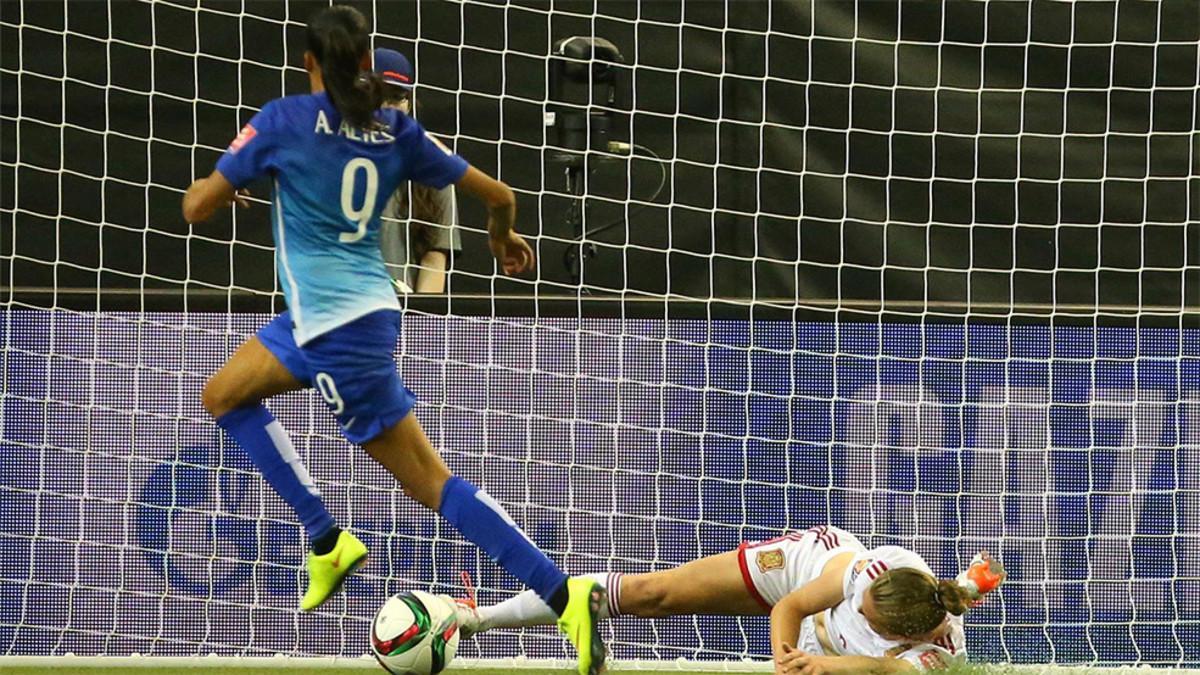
[438,476,567,603]
[216,405,337,543]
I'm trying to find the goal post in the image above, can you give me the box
[2,0,1197,670]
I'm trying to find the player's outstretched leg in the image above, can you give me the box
[446,573,608,675]
[458,572,617,637]
[465,551,768,636]
[363,412,607,675]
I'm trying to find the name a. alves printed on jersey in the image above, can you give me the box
[314,109,395,144]
[229,108,438,155]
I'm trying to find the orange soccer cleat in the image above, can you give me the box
[441,571,482,638]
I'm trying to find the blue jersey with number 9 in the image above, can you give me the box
[215,92,468,345]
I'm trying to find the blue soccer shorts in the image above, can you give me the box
[256,309,416,444]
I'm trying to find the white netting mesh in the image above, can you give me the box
[1,0,1197,668]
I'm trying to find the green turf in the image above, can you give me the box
[2,664,1179,675]
[0,667,998,675]
[0,669,377,675]
[0,662,998,667]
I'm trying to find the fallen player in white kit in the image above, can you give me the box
[451,526,1005,673]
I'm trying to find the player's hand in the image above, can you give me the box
[489,231,535,276]
[778,646,850,675]
[775,643,805,675]
[229,188,251,209]
[781,650,839,675]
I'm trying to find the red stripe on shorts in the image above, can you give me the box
[737,542,773,612]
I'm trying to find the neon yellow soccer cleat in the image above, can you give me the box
[300,530,368,611]
[556,577,608,675]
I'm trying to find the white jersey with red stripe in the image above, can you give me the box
[737,530,967,670]
[737,526,865,608]
[816,546,967,670]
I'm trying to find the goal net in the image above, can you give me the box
[2,0,1197,669]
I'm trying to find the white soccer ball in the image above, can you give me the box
[370,590,461,675]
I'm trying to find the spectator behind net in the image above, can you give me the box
[374,48,462,294]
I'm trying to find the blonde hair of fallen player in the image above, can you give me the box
[461,535,991,674]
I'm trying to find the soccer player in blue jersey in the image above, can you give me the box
[181,7,605,673]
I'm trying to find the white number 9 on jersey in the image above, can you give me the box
[339,157,378,243]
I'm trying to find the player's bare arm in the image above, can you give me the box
[456,164,515,236]
[456,165,533,275]
[778,650,914,675]
[770,551,855,672]
[182,169,250,223]
[415,250,449,292]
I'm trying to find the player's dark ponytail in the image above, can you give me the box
[307,6,384,129]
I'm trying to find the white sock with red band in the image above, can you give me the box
[476,572,624,630]
[604,571,624,617]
